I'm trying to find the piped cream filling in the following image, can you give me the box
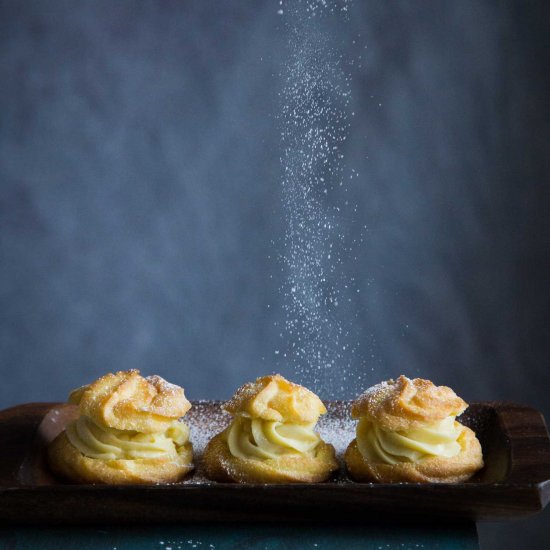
[356,416,463,465]
[226,414,320,460]
[66,415,190,460]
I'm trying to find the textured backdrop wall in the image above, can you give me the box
[1,1,549,547]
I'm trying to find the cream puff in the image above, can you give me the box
[345,375,483,483]
[203,374,338,483]
[47,370,194,484]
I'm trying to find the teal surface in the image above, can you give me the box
[0,524,478,549]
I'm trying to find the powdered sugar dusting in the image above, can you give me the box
[180,401,230,484]
[351,379,395,414]
[147,375,185,397]
[318,402,355,457]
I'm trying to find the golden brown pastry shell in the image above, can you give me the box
[47,431,194,485]
[344,424,483,483]
[224,374,326,424]
[203,429,338,484]
[69,370,191,434]
[352,375,468,432]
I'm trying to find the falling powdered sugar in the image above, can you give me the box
[275,0,365,398]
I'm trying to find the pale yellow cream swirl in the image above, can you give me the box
[66,415,190,460]
[356,416,463,465]
[226,414,321,460]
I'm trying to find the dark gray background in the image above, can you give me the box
[1,1,549,548]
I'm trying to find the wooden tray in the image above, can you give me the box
[0,401,549,524]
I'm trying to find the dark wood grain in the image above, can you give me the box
[0,401,548,525]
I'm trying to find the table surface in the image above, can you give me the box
[0,523,479,550]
